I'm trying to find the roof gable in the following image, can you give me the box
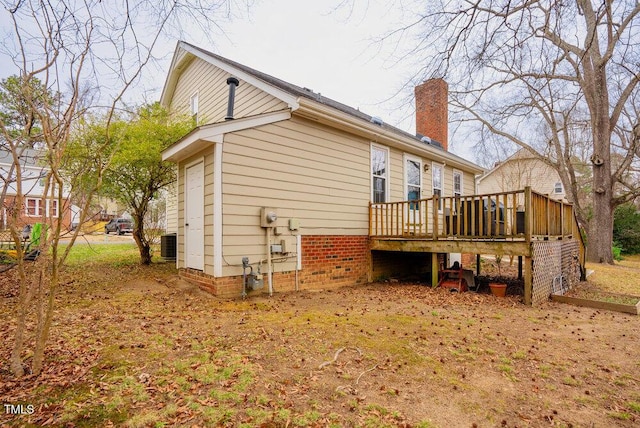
[161,41,299,111]
[160,41,484,174]
[478,148,550,183]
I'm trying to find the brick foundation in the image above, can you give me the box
[299,235,369,288]
[179,235,370,298]
[461,253,475,267]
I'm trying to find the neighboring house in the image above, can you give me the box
[0,148,75,230]
[477,148,567,201]
[161,41,485,297]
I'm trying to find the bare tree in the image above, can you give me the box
[0,0,249,378]
[356,0,640,263]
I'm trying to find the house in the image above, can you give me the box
[477,148,567,201]
[0,148,76,231]
[160,41,485,297]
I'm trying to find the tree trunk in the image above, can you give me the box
[32,263,57,376]
[10,243,32,377]
[585,67,614,264]
[132,212,152,265]
[10,278,30,377]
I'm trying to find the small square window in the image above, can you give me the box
[554,182,563,194]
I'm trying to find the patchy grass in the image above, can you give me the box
[619,254,640,269]
[1,244,640,427]
[62,241,150,267]
[586,254,640,296]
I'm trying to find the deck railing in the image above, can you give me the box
[369,187,579,242]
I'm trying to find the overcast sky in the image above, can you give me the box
[0,0,476,162]
[155,0,422,135]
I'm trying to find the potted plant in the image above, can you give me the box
[489,254,507,297]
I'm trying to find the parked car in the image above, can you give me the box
[104,218,133,235]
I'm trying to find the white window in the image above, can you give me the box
[26,198,42,216]
[48,199,59,218]
[554,181,563,194]
[453,170,463,197]
[371,145,389,203]
[406,157,422,206]
[432,163,443,211]
[190,92,199,124]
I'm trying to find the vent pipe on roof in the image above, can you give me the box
[225,77,240,120]
[370,116,384,126]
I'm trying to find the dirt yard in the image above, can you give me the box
[1,256,640,427]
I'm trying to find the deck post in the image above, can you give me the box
[546,195,551,236]
[524,255,532,305]
[432,196,439,240]
[560,201,564,237]
[431,252,439,287]
[524,186,532,243]
[518,256,523,280]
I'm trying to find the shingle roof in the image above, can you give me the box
[183,42,447,150]
[0,148,44,168]
[177,41,482,172]
[186,42,373,121]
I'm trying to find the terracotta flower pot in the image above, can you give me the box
[489,282,507,297]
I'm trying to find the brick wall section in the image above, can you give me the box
[1,195,73,230]
[414,78,448,150]
[461,253,475,267]
[181,268,217,294]
[299,235,369,288]
[180,235,370,298]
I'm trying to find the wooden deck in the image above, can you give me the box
[369,187,586,305]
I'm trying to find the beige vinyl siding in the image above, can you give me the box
[220,116,371,276]
[388,150,404,201]
[388,151,473,202]
[222,117,370,221]
[165,166,178,233]
[177,147,216,274]
[170,58,288,124]
[218,116,481,276]
[478,158,565,200]
[463,171,475,194]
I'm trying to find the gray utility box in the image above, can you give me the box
[246,274,264,290]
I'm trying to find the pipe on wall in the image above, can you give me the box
[266,226,273,296]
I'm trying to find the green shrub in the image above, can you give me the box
[612,246,623,261]
[613,203,640,254]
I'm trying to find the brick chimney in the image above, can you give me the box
[415,78,448,151]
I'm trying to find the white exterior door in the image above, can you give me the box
[185,161,204,270]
